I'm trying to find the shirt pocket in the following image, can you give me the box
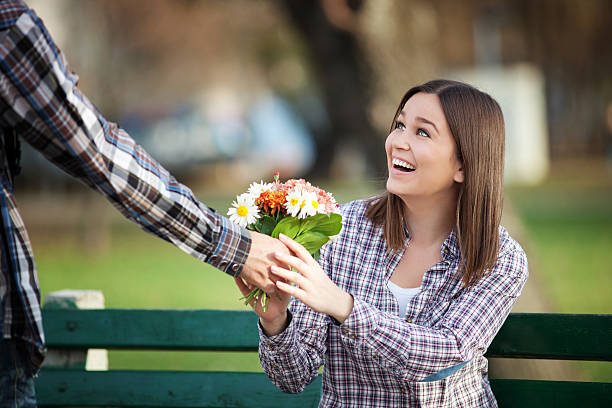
[406,358,494,408]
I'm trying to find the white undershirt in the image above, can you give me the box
[387,280,421,318]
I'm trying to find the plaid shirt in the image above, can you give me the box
[0,0,251,372]
[259,199,528,407]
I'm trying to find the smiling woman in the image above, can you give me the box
[371,81,506,287]
[242,79,528,408]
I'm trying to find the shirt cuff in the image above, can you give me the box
[207,215,252,277]
[338,297,378,343]
[258,311,295,354]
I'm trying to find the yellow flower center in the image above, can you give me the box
[291,198,299,206]
[237,206,249,217]
[312,201,319,209]
[300,200,306,209]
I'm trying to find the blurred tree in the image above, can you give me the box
[428,0,612,157]
[280,0,387,179]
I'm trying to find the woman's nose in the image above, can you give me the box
[392,133,411,150]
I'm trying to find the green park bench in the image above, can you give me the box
[35,307,611,407]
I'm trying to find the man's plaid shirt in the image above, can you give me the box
[259,199,528,407]
[0,0,251,372]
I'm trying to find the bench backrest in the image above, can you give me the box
[35,311,612,407]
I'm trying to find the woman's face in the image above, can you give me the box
[385,92,464,201]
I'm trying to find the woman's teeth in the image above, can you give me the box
[392,158,415,172]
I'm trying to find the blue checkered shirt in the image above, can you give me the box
[259,199,528,407]
[0,0,251,372]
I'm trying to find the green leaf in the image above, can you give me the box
[301,213,342,236]
[271,217,301,239]
[258,215,278,236]
[298,214,328,234]
[294,231,329,254]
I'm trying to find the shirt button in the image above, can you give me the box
[219,260,228,269]
[342,329,349,335]
[444,248,450,255]
[210,255,218,263]
[349,334,356,340]
[406,318,413,323]
[400,385,407,393]
[231,263,240,273]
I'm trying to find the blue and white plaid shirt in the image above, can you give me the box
[0,0,251,372]
[259,199,528,407]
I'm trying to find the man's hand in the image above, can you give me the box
[241,231,290,294]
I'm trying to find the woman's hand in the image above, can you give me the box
[272,234,354,324]
[235,277,291,336]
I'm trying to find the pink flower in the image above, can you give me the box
[280,179,339,214]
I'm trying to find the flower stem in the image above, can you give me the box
[240,287,270,312]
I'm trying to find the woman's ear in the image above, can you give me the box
[454,166,465,183]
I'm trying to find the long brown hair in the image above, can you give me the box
[366,79,505,287]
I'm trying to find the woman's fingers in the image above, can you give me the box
[276,280,307,300]
[274,250,308,274]
[270,265,306,287]
[278,234,314,264]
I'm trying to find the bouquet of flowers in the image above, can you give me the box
[228,172,342,311]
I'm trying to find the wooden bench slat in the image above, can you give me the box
[43,310,612,361]
[36,370,322,408]
[35,370,611,408]
[487,313,612,361]
[489,379,612,408]
[43,309,260,350]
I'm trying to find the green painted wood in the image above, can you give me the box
[487,313,612,361]
[36,371,612,408]
[490,379,612,408]
[44,310,612,360]
[35,370,322,408]
[43,309,260,350]
[38,310,612,407]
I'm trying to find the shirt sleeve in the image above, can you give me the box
[258,300,328,394]
[0,5,250,276]
[257,239,334,393]
[338,248,528,382]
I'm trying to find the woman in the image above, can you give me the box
[236,79,528,407]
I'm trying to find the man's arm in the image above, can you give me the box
[0,1,284,291]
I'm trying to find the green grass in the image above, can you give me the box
[506,185,612,314]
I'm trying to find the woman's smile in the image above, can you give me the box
[391,157,416,174]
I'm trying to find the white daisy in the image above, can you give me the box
[247,180,274,201]
[227,193,260,227]
[284,189,304,217]
[299,191,320,218]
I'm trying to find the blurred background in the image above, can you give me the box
[16,0,611,382]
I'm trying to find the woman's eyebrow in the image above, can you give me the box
[416,116,439,134]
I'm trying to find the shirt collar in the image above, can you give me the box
[441,229,460,260]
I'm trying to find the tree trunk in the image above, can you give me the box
[280,0,387,179]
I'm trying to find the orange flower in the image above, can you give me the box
[255,190,288,216]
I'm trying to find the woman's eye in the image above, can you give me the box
[417,128,430,138]
[395,121,406,130]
